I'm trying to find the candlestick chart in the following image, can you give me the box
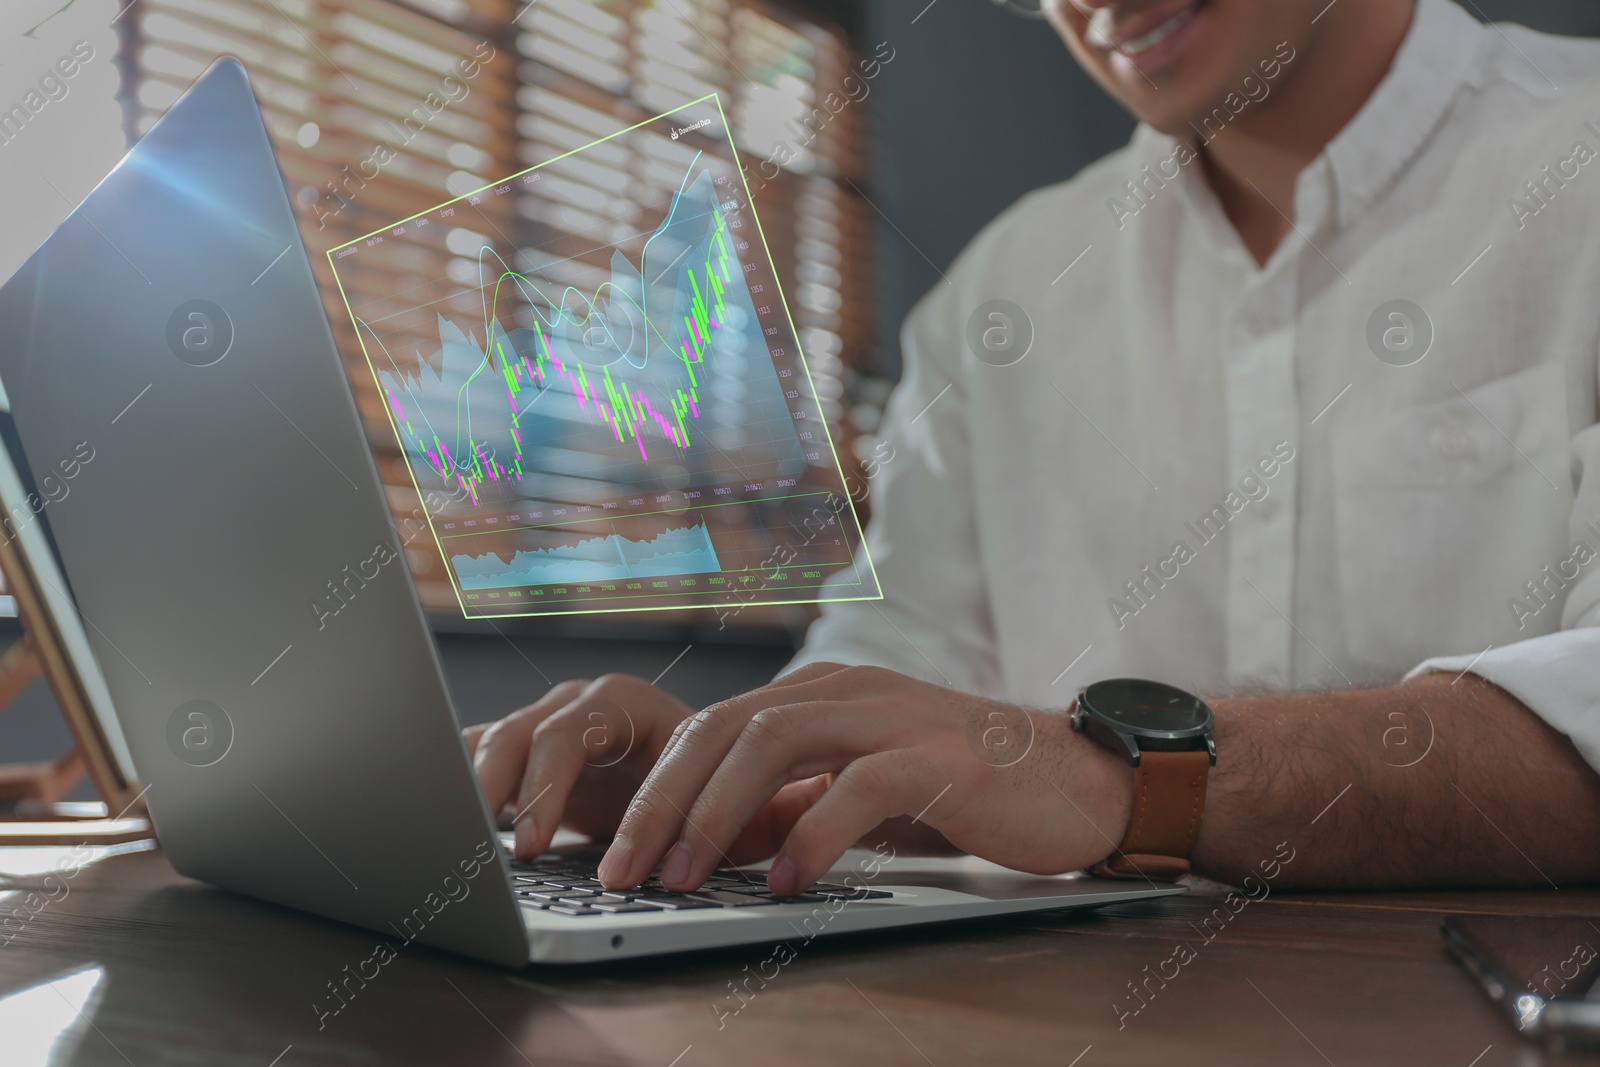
[329,95,879,618]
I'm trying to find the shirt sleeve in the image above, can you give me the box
[781,286,1000,693]
[1406,419,1600,772]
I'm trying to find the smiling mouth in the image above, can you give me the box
[1089,0,1205,57]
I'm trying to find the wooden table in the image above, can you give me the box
[0,843,1593,1066]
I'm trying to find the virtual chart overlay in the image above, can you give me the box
[329,95,879,617]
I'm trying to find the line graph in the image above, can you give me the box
[453,522,722,589]
[356,154,803,507]
[328,93,879,618]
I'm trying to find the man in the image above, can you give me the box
[468,0,1600,897]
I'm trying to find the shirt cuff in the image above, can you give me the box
[1406,628,1600,773]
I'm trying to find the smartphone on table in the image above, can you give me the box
[1443,914,1600,1049]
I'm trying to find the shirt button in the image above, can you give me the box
[1430,425,1475,461]
[1256,499,1282,521]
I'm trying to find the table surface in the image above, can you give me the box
[0,843,1594,1067]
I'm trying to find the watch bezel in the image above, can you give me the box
[1071,678,1216,767]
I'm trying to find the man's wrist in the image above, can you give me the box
[1054,708,1136,868]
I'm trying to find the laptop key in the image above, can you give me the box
[516,890,563,903]
[633,895,723,910]
[711,884,833,901]
[589,900,664,913]
[546,904,602,916]
[687,891,782,907]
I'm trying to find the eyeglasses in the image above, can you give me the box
[990,0,1049,17]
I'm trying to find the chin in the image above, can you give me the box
[1050,0,1299,137]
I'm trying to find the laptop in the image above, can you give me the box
[0,57,1182,965]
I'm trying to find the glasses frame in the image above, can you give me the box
[991,0,1049,18]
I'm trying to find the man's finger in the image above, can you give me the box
[666,700,906,889]
[766,750,931,895]
[725,774,833,865]
[462,722,490,758]
[472,678,588,813]
[596,699,755,888]
[597,671,868,888]
[507,690,640,859]
[638,663,849,775]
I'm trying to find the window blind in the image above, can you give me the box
[120,0,873,626]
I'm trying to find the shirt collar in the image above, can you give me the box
[1320,0,1488,231]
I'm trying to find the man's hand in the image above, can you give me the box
[594,662,1134,896]
[465,671,924,866]
[465,674,698,860]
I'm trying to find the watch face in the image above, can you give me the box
[1081,679,1210,735]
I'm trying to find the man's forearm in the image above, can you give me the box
[1192,672,1600,889]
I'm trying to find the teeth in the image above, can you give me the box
[1102,4,1197,56]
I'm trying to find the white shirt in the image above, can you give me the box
[789,0,1600,772]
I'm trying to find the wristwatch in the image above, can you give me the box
[1070,678,1215,880]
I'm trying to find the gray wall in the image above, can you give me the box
[859,0,1600,379]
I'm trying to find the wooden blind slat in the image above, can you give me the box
[123,0,871,627]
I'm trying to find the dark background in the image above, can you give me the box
[5,0,1599,788]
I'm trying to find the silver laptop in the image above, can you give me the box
[0,57,1181,965]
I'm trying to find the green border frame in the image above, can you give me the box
[326,92,881,619]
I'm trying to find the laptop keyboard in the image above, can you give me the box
[507,853,892,917]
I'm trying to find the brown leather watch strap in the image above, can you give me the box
[1092,749,1211,880]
